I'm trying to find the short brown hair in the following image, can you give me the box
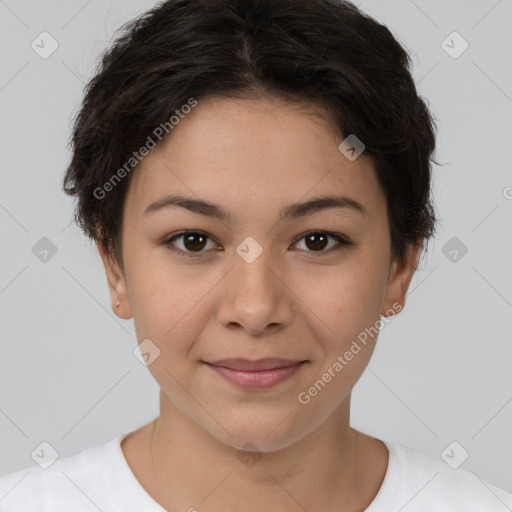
[63,0,438,269]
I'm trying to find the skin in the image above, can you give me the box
[97,95,421,511]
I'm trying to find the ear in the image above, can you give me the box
[381,240,423,317]
[96,240,133,319]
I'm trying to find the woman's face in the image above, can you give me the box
[99,95,419,451]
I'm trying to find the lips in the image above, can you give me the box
[206,358,305,371]
[203,358,307,389]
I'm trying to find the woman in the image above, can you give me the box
[1,0,511,510]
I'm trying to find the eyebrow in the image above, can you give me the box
[143,194,367,220]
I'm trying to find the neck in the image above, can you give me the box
[141,391,383,512]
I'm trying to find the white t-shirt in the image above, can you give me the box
[1,430,511,511]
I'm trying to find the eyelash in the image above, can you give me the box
[163,230,353,259]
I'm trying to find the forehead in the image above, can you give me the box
[124,95,385,222]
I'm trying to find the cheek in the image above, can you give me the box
[293,255,389,351]
[126,249,230,367]
[292,263,387,415]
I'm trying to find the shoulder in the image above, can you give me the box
[374,441,512,511]
[0,434,125,512]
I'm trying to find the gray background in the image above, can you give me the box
[1,0,511,494]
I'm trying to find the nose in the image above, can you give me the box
[216,245,295,336]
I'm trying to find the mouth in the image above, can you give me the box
[202,358,308,389]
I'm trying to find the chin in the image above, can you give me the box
[225,431,301,454]
[208,412,307,454]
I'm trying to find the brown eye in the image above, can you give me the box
[294,231,352,256]
[164,231,218,257]
[305,232,329,251]
[182,233,208,251]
